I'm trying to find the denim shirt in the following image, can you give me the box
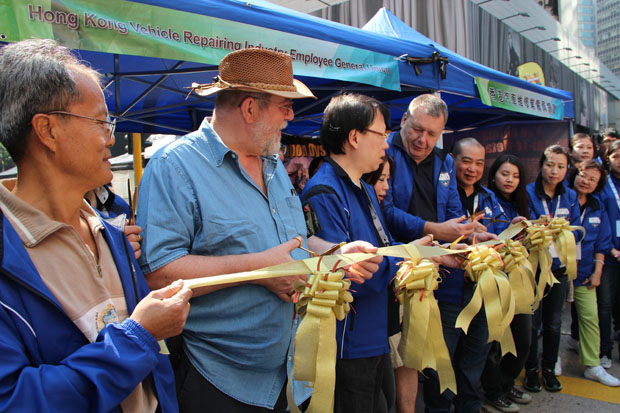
[137,119,311,408]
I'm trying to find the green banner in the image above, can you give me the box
[0,0,400,90]
[476,77,564,120]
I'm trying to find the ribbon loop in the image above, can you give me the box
[456,245,516,357]
[288,270,352,413]
[394,259,457,394]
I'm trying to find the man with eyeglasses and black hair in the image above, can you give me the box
[0,39,193,412]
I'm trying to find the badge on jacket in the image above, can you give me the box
[439,172,450,187]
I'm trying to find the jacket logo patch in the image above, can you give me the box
[439,172,450,187]
[485,206,493,217]
[589,216,600,227]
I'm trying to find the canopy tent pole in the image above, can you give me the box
[133,133,143,188]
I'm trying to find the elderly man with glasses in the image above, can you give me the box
[0,39,193,412]
[136,48,382,412]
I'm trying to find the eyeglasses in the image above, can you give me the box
[365,128,391,140]
[238,96,294,115]
[46,111,116,140]
[257,97,294,115]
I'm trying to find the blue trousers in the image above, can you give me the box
[423,290,491,413]
[598,265,619,355]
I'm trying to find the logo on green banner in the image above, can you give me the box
[476,77,564,120]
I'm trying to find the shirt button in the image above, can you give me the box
[231,153,236,159]
[272,208,276,214]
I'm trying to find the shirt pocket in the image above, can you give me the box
[273,196,307,240]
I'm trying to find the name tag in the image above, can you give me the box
[576,243,582,260]
[439,172,450,187]
[556,208,570,217]
[617,220,620,238]
[589,217,600,227]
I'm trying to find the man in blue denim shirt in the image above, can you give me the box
[137,49,381,412]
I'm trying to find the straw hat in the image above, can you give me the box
[191,48,316,99]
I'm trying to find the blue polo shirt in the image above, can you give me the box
[301,158,396,359]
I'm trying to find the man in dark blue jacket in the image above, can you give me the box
[0,39,192,412]
[384,95,493,412]
[301,93,397,413]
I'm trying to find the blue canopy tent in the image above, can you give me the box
[1,0,573,137]
[362,8,575,131]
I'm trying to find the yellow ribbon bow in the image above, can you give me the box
[545,217,585,281]
[496,240,538,314]
[522,221,558,295]
[288,269,353,413]
[394,258,457,394]
[456,244,517,357]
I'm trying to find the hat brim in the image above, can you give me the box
[193,78,316,99]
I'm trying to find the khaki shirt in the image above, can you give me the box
[0,180,156,412]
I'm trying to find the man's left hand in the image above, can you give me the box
[336,241,382,283]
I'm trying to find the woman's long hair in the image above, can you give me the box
[487,154,529,217]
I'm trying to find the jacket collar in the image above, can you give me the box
[392,132,446,163]
[534,174,566,200]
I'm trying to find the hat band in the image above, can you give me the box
[193,76,298,94]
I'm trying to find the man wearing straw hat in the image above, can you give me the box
[137,48,382,412]
[0,39,192,412]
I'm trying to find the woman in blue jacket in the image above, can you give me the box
[567,160,620,386]
[524,145,580,393]
[481,155,534,411]
[599,140,620,368]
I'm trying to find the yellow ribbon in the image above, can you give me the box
[544,217,585,281]
[287,270,353,413]
[496,240,538,314]
[455,245,517,357]
[394,258,457,394]
[522,222,558,297]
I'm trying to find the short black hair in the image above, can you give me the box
[539,144,569,168]
[320,93,390,155]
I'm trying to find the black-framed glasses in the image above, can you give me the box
[365,128,391,140]
[46,111,116,140]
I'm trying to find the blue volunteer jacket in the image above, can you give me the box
[0,212,177,412]
[600,174,620,267]
[383,133,462,242]
[575,195,612,286]
[301,159,397,359]
[493,194,523,234]
[526,176,580,271]
[435,185,503,304]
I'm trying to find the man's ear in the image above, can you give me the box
[348,129,360,149]
[30,113,58,153]
[238,96,260,124]
[400,112,408,128]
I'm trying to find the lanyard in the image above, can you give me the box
[608,178,620,213]
[360,184,391,247]
[542,195,561,218]
[580,206,587,225]
[465,194,479,217]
